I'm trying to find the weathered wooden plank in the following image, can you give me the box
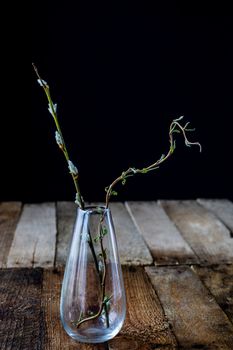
[90,202,153,265]
[0,268,45,350]
[7,203,57,268]
[42,269,111,350]
[56,201,77,266]
[109,335,175,350]
[109,336,150,350]
[126,201,197,265]
[120,266,177,346]
[198,199,233,235]
[160,200,233,265]
[193,264,233,324]
[110,203,153,265]
[146,265,233,349]
[0,202,22,267]
[57,202,153,266]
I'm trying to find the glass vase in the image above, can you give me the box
[60,206,126,343]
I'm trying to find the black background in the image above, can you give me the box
[3,3,233,203]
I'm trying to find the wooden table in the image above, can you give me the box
[1,200,233,349]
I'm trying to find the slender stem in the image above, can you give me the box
[87,231,110,327]
[88,230,100,273]
[104,304,110,328]
[75,214,109,328]
[98,219,110,328]
[32,63,84,209]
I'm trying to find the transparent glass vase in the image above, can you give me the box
[60,206,126,343]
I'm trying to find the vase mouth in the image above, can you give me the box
[78,205,109,215]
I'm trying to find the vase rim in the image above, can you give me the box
[77,205,110,215]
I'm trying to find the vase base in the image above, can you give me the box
[63,325,123,343]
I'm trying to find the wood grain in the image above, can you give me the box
[55,201,77,266]
[121,266,177,346]
[56,202,153,266]
[0,202,22,268]
[7,203,57,268]
[109,335,175,350]
[160,200,233,265]
[42,267,176,349]
[110,203,153,265]
[126,201,197,265]
[146,265,233,349]
[0,268,45,350]
[198,199,233,236]
[42,269,109,350]
[1,200,233,348]
[193,264,233,324]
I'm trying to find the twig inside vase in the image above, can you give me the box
[87,224,110,328]
[74,213,109,328]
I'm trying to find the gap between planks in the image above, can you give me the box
[109,202,153,265]
[197,199,233,236]
[42,266,176,349]
[55,201,77,267]
[193,264,233,325]
[146,265,233,349]
[2,200,233,270]
[126,201,198,266]
[0,202,22,268]
[6,203,57,268]
[41,266,178,349]
[160,200,233,265]
[1,265,233,349]
[56,202,153,266]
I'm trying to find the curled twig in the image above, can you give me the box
[105,116,201,207]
